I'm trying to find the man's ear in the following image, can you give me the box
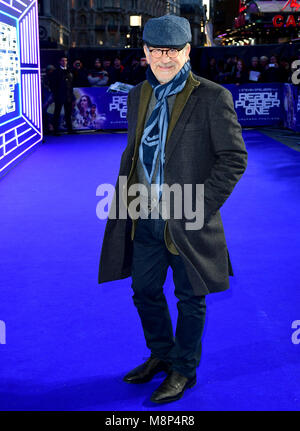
[143,44,150,64]
[186,43,191,59]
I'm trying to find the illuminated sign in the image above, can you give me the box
[282,0,300,12]
[273,14,300,26]
[0,0,42,177]
[272,0,300,27]
[0,21,19,118]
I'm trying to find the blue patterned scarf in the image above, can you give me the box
[139,60,191,201]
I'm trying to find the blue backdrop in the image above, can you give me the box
[45,83,300,131]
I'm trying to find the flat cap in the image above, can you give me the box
[143,14,192,48]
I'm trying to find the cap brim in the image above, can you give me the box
[143,41,187,50]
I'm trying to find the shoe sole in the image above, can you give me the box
[123,366,171,384]
[123,369,169,384]
[150,377,197,404]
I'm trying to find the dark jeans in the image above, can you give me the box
[53,99,73,132]
[131,215,206,379]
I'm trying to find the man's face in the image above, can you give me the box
[270,56,277,65]
[143,43,190,84]
[60,58,68,68]
[260,58,268,67]
[114,59,121,68]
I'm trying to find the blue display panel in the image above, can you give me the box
[0,0,42,177]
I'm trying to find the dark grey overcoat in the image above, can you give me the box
[98,72,248,295]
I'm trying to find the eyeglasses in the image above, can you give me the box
[148,47,184,58]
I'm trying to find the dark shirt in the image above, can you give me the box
[49,67,73,101]
[260,65,282,83]
[230,69,249,84]
[71,68,89,87]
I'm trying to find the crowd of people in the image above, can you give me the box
[43,55,148,90]
[43,53,298,92]
[41,55,148,134]
[41,52,299,134]
[203,54,297,85]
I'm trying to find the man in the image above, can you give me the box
[49,57,74,134]
[259,55,269,74]
[248,56,262,83]
[260,55,282,83]
[88,58,109,87]
[71,59,89,88]
[109,57,125,84]
[98,15,248,404]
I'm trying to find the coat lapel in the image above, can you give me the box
[135,80,152,149]
[132,71,200,168]
[128,80,152,171]
[165,72,200,165]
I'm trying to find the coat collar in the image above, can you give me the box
[135,71,200,151]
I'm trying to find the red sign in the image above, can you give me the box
[281,0,300,12]
[273,14,300,26]
[272,0,300,27]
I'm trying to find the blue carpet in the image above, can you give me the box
[0,130,299,411]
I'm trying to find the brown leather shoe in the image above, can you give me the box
[150,370,196,403]
[123,356,171,384]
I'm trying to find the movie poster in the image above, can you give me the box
[45,87,128,131]
[224,83,283,127]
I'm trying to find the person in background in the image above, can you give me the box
[123,57,148,85]
[88,58,109,87]
[71,59,89,88]
[41,64,56,134]
[230,55,239,75]
[135,57,148,84]
[248,56,262,83]
[230,58,249,85]
[224,57,234,75]
[110,57,125,84]
[260,55,282,83]
[216,59,229,84]
[279,57,291,83]
[49,57,74,134]
[204,57,218,82]
[102,57,114,85]
[122,57,140,84]
[259,56,269,74]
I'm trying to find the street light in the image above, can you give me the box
[130,15,142,27]
[130,15,142,48]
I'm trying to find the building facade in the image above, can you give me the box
[38,0,71,48]
[70,0,181,48]
[180,0,206,46]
